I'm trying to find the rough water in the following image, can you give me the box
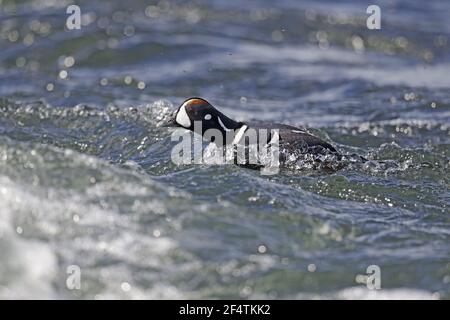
[0,0,449,299]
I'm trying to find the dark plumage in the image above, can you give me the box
[244,121,337,153]
[166,97,337,156]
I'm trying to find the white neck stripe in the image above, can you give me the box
[217,117,232,132]
[232,125,248,145]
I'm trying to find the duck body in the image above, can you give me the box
[242,120,336,153]
[166,97,341,169]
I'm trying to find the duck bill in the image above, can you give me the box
[161,112,178,127]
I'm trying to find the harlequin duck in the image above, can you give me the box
[165,97,337,157]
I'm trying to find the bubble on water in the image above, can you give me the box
[23,33,34,46]
[100,78,108,86]
[318,223,330,235]
[137,81,146,90]
[145,5,160,18]
[81,12,97,26]
[250,9,271,21]
[394,36,408,49]
[422,50,434,62]
[121,282,131,292]
[443,275,450,284]
[46,83,54,91]
[38,22,51,36]
[355,274,367,284]
[7,30,19,42]
[124,76,132,84]
[59,70,68,79]
[97,242,108,251]
[434,35,447,47]
[257,245,267,254]
[16,57,26,67]
[107,38,119,49]
[403,92,416,101]
[351,36,365,54]
[64,56,75,68]
[240,286,252,297]
[185,9,201,24]
[307,264,316,272]
[316,31,329,49]
[124,26,135,37]
[29,20,41,32]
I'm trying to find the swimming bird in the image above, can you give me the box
[165,97,337,157]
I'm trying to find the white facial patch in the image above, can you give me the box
[175,105,191,128]
[204,114,212,120]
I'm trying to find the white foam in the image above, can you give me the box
[289,286,439,300]
[333,286,439,300]
[0,177,58,299]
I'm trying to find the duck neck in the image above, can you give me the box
[216,111,241,130]
[213,112,246,145]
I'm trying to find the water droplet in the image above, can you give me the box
[59,70,68,79]
[64,56,75,68]
[121,282,131,292]
[137,81,146,89]
[307,263,316,272]
[124,25,135,37]
[16,56,26,67]
[124,76,132,84]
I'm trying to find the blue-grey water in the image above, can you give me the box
[0,0,449,299]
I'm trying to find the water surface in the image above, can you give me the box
[0,0,449,299]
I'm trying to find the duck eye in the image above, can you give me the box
[204,114,212,120]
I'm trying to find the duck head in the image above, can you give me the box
[166,97,242,144]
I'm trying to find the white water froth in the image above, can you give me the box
[0,177,58,299]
